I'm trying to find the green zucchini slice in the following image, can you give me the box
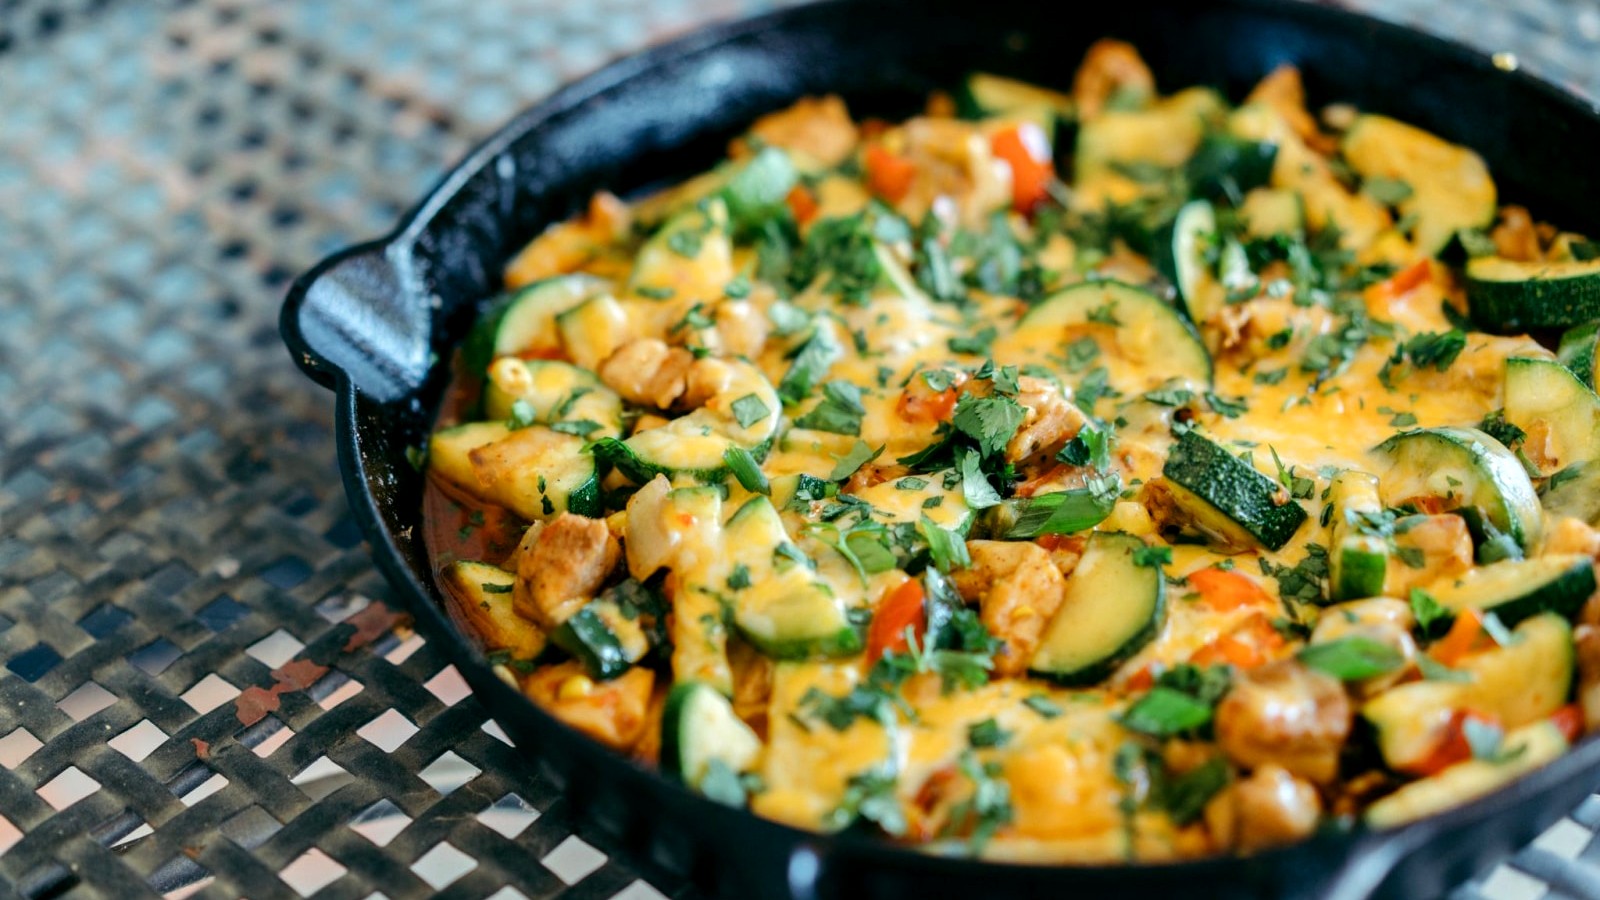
[1371,426,1542,556]
[462,274,610,374]
[1466,256,1600,331]
[555,293,631,372]
[628,198,734,301]
[1420,555,1595,627]
[549,596,652,680]
[1503,356,1600,476]
[1184,133,1277,203]
[1029,531,1166,685]
[1363,613,1573,773]
[1366,721,1567,829]
[599,359,781,483]
[1161,429,1308,551]
[483,358,624,441]
[1240,187,1306,240]
[661,680,762,791]
[995,280,1213,399]
[1157,199,1223,325]
[431,422,601,521]
[1328,470,1390,602]
[1341,114,1496,256]
[724,496,861,659]
[959,72,1074,141]
[440,560,547,662]
[1542,461,1600,525]
[1558,321,1600,388]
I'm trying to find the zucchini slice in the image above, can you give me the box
[1184,133,1277,203]
[1503,356,1600,475]
[1363,613,1574,771]
[462,274,610,374]
[1558,321,1600,389]
[1074,87,1226,207]
[1466,256,1600,331]
[440,561,547,662]
[1542,460,1600,525]
[628,198,734,301]
[436,423,602,521]
[1328,470,1389,602]
[1156,199,1224,325]
[1371,426,1542,556]
[661,680,762,791]
[1420,555,1595,627]
[1365,721,1567,829]
[719,146,800,234]
[1240,187,1306,240]
[555,294,631,372]
[960,72,1074,132]
[1340,114,1496,256]
[483,358,624,440]
[724,496,862,659]
[1029,531,1166,685]
[549,595,652,680]
[1160,429,1308,551]
[601,359,781,483]
[994,280,1212,399]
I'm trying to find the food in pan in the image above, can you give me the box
[420,39,1600,862]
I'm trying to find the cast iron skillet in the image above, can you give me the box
[281,1,1600,896]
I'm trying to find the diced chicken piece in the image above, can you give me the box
[598,338,695,409]
[1204,764,1323,854]
[1310,597,1417,696]
[1245,66,1325,151]
[895,117,1013,226]
[713,299,770,359]
[949,540,1068,676]
[1006,376,1089,462]
[522,661,655,752]
[1072,39,1155,119]
[1548,517,1600,563]
[1214,660,1352,785]
[623,476,679,581]
[843,463,912,495]
[504,191,631,288]
[1215,295,1337,362]
[1491,205,1541,262]
[1384,515,1473,596]
[744,95,859,167]
[513,513,621,629]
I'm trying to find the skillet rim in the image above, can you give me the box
[280,0,1600,892]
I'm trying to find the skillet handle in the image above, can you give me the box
[279,240,430,404]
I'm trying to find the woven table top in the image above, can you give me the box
[5,1,1600,898]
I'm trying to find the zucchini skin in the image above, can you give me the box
[1161,430,1308,551]
[1558,321,1600,388]
[1466,257,1600,331]
[595,436,775,485]
[1028,532,1166,686]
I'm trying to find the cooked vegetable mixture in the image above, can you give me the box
[423,41,1600,861]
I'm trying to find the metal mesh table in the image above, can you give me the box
[4,1,1600,898]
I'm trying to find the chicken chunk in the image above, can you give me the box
[743,95,859,167]
[1204,764,1322,854]
[598,338,694,409]
[949,540,1067,676]
[513,513,621,629]
[1072,39,1155,119]
[522,661,655,752]
[1385,515,1473,596]
[1214,660,1352,785]
[1309,597,1417,696]
[1006,376,1089,462]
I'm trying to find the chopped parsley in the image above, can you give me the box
[793,380,867,434]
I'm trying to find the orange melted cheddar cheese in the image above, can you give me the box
[423,40,1600,862]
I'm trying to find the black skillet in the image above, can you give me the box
[280,1,1600,896]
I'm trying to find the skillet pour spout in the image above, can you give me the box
[282,1,1600,896]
